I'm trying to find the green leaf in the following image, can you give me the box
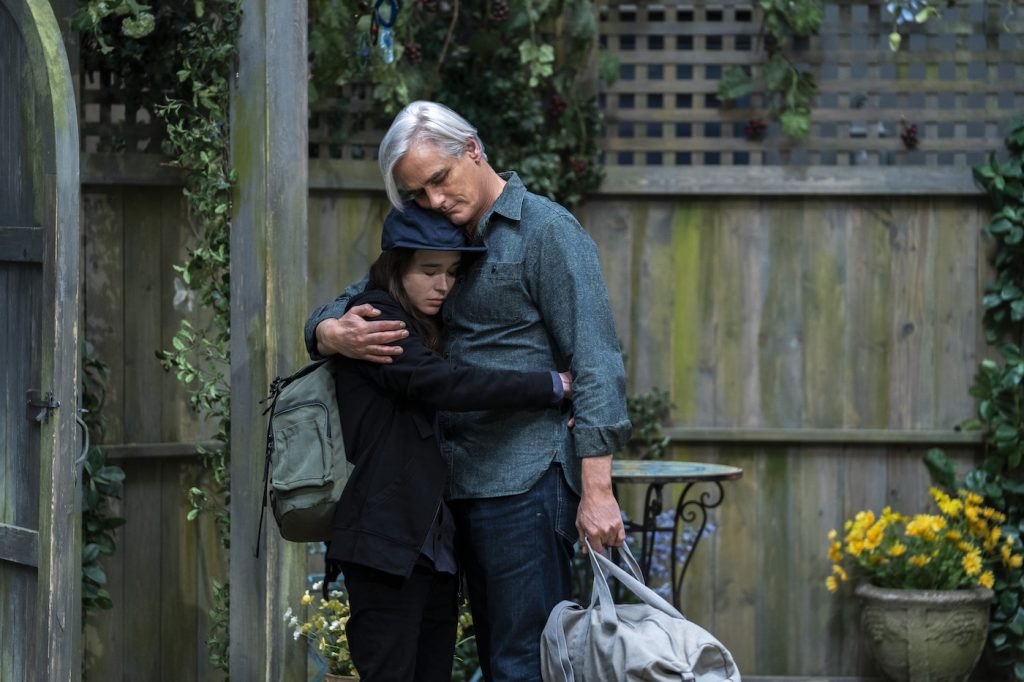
[717,66,754,101]
[780,109,811,138]
[924,448,957,490]
[888,31,902,51]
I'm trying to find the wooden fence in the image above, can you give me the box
[81,159,989,677]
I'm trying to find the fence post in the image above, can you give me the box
[230,0,309,678]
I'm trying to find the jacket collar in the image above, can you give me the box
[475,172,525,238]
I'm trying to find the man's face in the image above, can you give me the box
[394,138,488,229]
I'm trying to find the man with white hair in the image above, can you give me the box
[305,100,630,681]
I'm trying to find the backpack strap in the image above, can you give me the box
[254,376,287,558]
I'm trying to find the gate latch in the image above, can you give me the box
[26,390,60,424]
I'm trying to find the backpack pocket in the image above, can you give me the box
[271,402,333,490]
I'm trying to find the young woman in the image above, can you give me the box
[327,203,571,682]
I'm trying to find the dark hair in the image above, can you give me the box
[369,249,444,351]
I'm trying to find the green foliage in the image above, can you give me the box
[623,389,673,460]
[717,0,822,140]
[929,117,1024,682]
[73,0,157,54]
[80,343,126,629]
[308,0,611,207]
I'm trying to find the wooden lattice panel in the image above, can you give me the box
[80,71,164,154]
[599,0,1024,167]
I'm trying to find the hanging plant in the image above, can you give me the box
[717,0,823,139]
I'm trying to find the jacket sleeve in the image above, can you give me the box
[369,298,557,411]
[303,275,369,360]
[528,210,632,458]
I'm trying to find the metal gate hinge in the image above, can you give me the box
[26,390,60,424]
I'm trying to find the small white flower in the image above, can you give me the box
[289,616,299,627]
[330,619,342,631]
[312,580,323,591]
[293,630,301,640]
[283,607,293,621]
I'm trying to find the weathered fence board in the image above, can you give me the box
[81,185,221,682]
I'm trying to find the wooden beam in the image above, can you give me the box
[230,0,309,678]
[101,440,221,460]
[89,155,984,197]
[81,153,184,186]
[600,166,982,196]
[662,427,984,447]
[0,225,44,262]
[0,523,39,567]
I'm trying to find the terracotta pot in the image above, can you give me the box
[855,583,993,682]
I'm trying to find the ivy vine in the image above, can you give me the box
[308,0,614,207]
[717,0,822,140]
[76,0,240,673]
[80,342,126,676]
[927,116,1024,682]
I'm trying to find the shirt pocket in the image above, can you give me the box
[458,261,526,323]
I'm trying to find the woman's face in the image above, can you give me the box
[401,250,462,316]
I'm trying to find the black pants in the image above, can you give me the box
[341,562,458,682]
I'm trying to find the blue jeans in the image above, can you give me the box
[450,465,580,682]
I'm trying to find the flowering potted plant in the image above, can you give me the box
[827,487,1023,682]
[285,583,358,681]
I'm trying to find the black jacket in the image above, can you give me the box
[327,288,557,577]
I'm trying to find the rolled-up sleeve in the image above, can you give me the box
[530,212,632,458]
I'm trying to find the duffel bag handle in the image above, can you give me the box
[586,538,685,630]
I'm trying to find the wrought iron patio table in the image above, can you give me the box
[611,459,743,609]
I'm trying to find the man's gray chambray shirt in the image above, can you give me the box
[305,172,631,499]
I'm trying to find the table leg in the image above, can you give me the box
[670,480,725,608]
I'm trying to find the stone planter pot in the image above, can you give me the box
[324,674,358,682]
[855,583,993,682]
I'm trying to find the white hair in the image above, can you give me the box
[378,101,487,209]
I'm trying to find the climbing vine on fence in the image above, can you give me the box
[80,343,125,676]
[717,0,822,140]
[927,116,1024,681]
[309,0,614,207]
[76,0,240,674]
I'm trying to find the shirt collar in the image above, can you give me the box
[475,172,525,238]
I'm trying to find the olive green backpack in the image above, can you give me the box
[257,358,353,550]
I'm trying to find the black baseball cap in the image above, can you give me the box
[381,202,486,252]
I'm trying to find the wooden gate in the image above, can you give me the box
[0,0,81,679]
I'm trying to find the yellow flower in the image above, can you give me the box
[832,565,848,581]
[962,551,982,576]
[945,530,962,542]
[909,554,931,567]
[1001,545,1012,562]
[957,541,975,553]
[932,488,963,518]
[1010,555,1023,569]
[828,529,837,541]
[828,541,843,563]
[826,576,838,593]
[888,541,907,557]
[979,571,995,589]
[961,491,983,507]
[847,539,865,557]
[301,592,313,605]
[865,522,886,550]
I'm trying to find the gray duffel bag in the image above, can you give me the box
[541,539,741,681]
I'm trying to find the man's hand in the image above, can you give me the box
[558,371,573,400]
[577,455,625,554]
[315,303,408,363]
